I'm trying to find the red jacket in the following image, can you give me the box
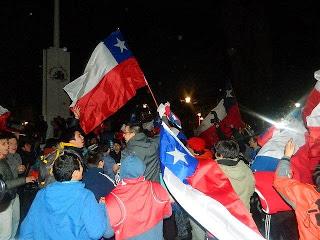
[105,177,172,240]
[274,173,320,240]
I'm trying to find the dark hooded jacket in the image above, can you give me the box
[122,133,160,182]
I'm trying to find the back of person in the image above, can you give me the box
[20,154,108,240]
[105,155,171,240]
[215,140,255,210]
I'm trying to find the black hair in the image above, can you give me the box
[6,132,17,140]
[87,151,103,166]
[45,138,59,148]
[53,154,81,182]
[215,140,240,159]
[0,132,11,140]
[59,127,82,143]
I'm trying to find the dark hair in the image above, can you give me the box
[215,140,240,159]
[125,122,143,134]
[312,164,320,190]
[53,154,81,182]
[87,151,103,166]
[45,138,59,148]
[59,127,82,143]
[6,132,17,141]
[0,131,11,140]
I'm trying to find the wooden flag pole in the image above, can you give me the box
[144,77,159,108]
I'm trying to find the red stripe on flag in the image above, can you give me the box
[76,58,146,133]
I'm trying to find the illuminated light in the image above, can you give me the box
[197,113,201,117]
[142,104,148,108]
[185,96,191,103]
[295,102,301,108]
[200,117,204,120]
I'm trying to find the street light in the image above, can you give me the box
[197,113,202,126]
[185,96,191,103]
[294,102,301,108]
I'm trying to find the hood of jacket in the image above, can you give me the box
[120,155,146,179]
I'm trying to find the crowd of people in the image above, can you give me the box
[0,102,319,240]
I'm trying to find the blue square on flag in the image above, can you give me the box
[160,123,198,183]
[103,31,133,63]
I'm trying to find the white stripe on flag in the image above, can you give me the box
[163,167,265,240]
[0,106,9,115]
[307,103,320,127]
[63,42,118,106]
[196,99,226,134]
[256,118,306,159]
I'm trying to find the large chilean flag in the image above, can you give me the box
[64,30,146,134]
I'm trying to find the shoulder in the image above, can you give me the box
[150,182,170,202]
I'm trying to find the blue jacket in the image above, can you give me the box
[83,167,115,201]
[19,181,113,240]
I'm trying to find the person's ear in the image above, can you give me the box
[72,169,82,180]
[98,160,104,168]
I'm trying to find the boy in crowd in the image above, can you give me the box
[20,153,111,239]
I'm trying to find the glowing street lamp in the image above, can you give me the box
[185,96,191,103]
[294,102,301,108]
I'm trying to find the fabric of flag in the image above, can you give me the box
[0,106,11,131]
[252,75,320,214]
[63,30,146,134]
[160,122,264,240]
[195,84,244,148]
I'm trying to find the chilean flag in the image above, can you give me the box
[64,30,146,134]
[195,85,244,148]
[252,73,320,214]
[160,122,264,240]
[0,106,11,131]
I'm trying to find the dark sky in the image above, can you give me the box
[1,0,320,130]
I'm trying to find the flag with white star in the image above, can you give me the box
[160,123,198,182]
[64,30,146,133]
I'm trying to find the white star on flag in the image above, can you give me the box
[167,148,188,165]
[226,89,233,98]
[114,38,128,53]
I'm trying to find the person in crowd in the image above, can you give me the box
[187,137,214,240]
[18,137,36,176]
[19,153,111,240]
[38,127,85,188]
[273,139,320,240]
[214,140,255,210]
[82,151,115,201]
[121,122,160,182]
[109,139,122,164]
[102,155,172,240]
[0,132,36,240]
[99,145,118,181]
[248,135,261,164]
[6,133,25,177]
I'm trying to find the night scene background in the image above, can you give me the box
[1,0,320,134]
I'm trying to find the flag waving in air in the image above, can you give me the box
[64,30,146,133]
[160,122,264,240]
[195,83,244,148]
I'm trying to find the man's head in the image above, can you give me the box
[120,155,146,179]
[215,140,239,159]
[7,133,18,154]
[123,123,142,143]
[87,151,104,169]
[0,132,9,159]
[53,153,83,182]
[60,128,84,148]
[248,136,259,149]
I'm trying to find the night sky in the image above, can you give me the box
[1,0,320,132]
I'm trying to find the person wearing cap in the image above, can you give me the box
[273,139,320,240]
[103,155,172,240]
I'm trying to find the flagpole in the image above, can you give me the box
[144,77,159,108]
